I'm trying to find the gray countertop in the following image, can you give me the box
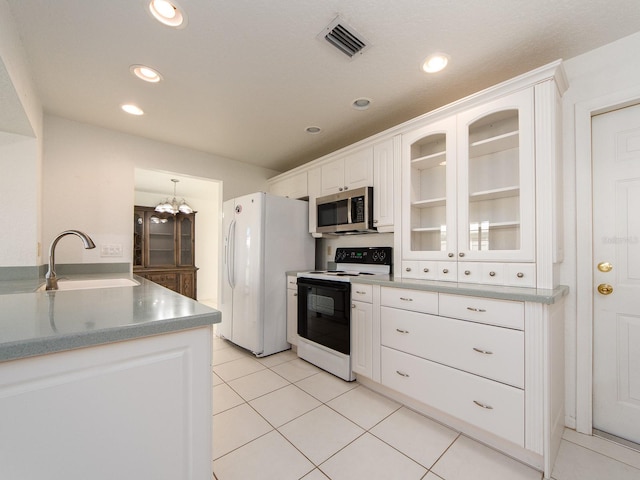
[289,271,568,304]
[0,274,220,363]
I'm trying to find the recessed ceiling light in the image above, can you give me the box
[352,98,372,110]
[422,53,449,73]
[148,0,187,28]
[130,65,162,83]
[305,126,321,134]
[121,104,145,116]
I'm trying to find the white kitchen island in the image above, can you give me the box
[0,275,219,480]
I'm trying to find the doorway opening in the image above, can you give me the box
[134,168,222,307]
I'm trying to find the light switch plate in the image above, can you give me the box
[100,244,123,257]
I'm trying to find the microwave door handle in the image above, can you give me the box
[347,197,352,225]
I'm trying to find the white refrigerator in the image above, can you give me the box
[219,192,314,356]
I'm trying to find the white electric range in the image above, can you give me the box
[296,247,392,380]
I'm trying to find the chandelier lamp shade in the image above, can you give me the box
[155,179,194,214]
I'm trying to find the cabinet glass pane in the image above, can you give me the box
[180,217,193,265]
[467,109,520,251]
[410,133,448,252]
[133,212,143,267]
[148,214,175,265]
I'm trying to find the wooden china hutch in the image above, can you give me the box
[133,206,197,299]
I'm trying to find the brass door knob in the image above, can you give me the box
[597,262,613,272]
[597,284,613,295]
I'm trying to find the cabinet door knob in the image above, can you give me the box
[489,271,496,277]
[373,219,378,224]
[405,267,412,272]
[464,270,471,275]
[344,186,349,190]
[448,253,454,258]
[352,304,356,308]
[293,293,297,297]
[442,269,449,274]
[459,252,465,257]
[338,187,343,191]
[423,268,429,273]
[517,272,524,278]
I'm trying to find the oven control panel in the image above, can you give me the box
[334,247,392,265]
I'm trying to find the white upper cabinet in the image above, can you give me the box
[373,138,396,231]
[402,116,457,262]
[320,147,373,196]
[400,61,566,288]
[457,88,535,262]
[268,171,308,199]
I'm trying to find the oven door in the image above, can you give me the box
[297,277,351,355]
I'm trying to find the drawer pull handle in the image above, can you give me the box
[396,328,409,334]
[489,271,496,277]
[405,267,412,272]
[464,270,471,275]
[396,370,410,377]
[289,281,296,284]
[473,347,493,355]
[293,293,298,297]
[473,400,494,410]
[517,272,524,278]
[442,269,449,274]
[423,267,429,273]
[356,290,367,295]
[352,304,356,309]
[466,307,486,312]
[400,297,413,302]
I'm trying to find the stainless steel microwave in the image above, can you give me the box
[315,186,375,234]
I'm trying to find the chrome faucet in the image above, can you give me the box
[45,230,96,290]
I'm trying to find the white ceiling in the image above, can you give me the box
[5,0,640,172]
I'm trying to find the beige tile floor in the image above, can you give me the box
[211,336,640,480]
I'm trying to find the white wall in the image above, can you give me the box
[561,31,640,428]
[42,115,278,266]
[0,0,43,268]
[0,132,39,266]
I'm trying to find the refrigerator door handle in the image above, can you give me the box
[226,219,236,288]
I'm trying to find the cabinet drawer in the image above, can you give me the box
[381,307,524,388]
[439,293,524,330]
[351,283,373,303]
[381,287,438,314]
[287,275,298,290]
[505,263,536,288]
[381,347,524,446]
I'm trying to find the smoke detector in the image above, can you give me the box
[317,16,370,59]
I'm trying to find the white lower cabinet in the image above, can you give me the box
[286,275,298,346]
[381,346,525,446]
[354,284,565,479]
[0,327,213,480]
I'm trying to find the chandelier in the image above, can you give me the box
[155,179,193,214]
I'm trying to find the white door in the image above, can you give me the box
[592,103,640,444]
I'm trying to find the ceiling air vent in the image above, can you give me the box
[317,16,370,59]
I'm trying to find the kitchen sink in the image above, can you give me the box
[36,278,140,292]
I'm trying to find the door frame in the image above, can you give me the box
[575,86,640,434]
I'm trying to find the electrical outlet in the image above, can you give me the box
[100,244,123,257]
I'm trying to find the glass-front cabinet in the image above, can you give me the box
[133,206,197,299]
[457,88,535,262]
[401,88,536,284]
